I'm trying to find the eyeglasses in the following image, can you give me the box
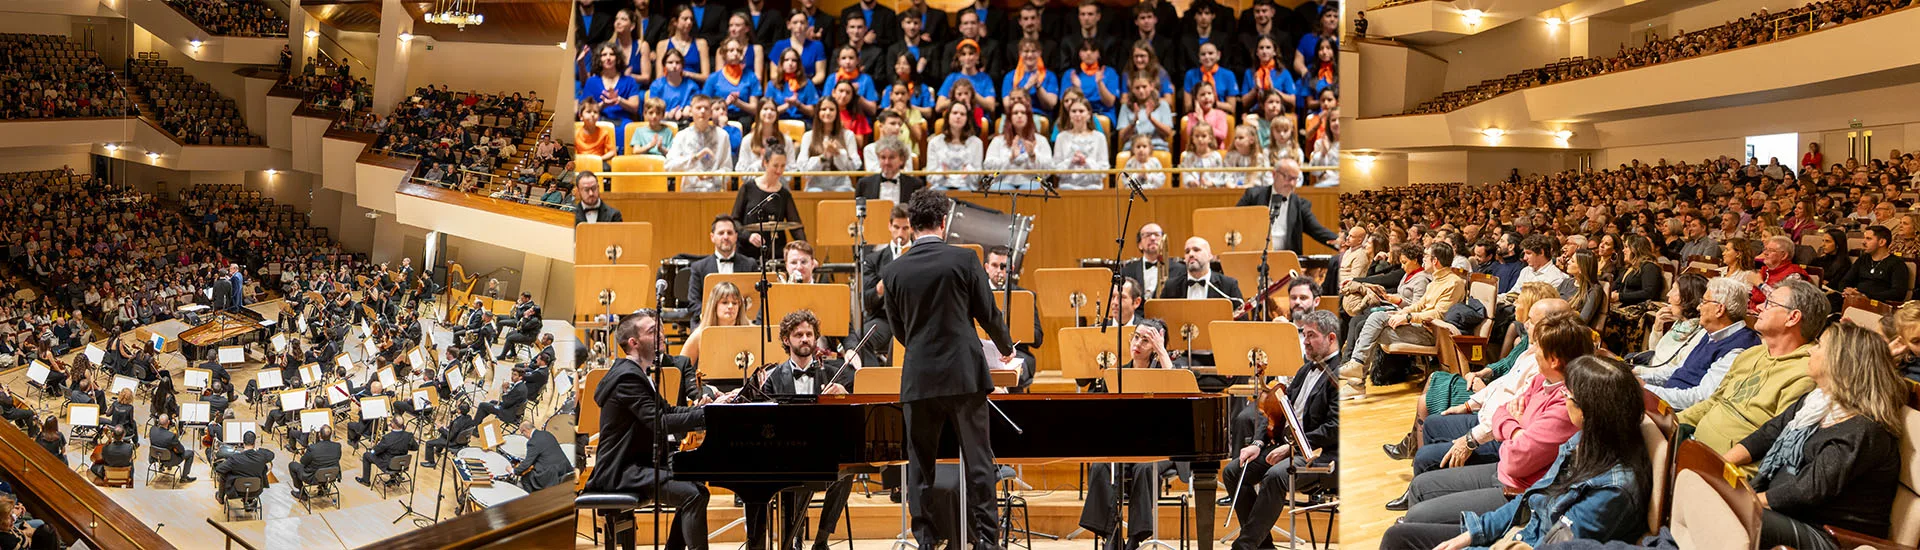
[1760,298,1797,312]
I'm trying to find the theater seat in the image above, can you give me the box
[607,155,668,193]
[1669,468,1759,550]
[1826,388,1920,549]
[778,120,806,145]
[1114,150,1173,184]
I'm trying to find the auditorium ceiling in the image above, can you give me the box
[303,0,568,46]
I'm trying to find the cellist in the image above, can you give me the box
[1222,309,1340,550]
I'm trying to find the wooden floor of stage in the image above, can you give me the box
[1337,384,1423,550]
[0,322,578,549]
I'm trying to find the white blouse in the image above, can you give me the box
[983,134,1053,191]
[927,135,984,190]
[797,129,862,192]
[1052,130,1109,191]
[1180,150,1229,188]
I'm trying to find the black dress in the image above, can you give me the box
[731,181,807,262]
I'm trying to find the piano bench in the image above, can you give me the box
[576,493,641,550]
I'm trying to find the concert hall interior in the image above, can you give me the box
[0,0,581,548]
[1345,0,1920,548]
[569,0,1346,549]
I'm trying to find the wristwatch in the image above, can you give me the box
[1464,437,1481,451]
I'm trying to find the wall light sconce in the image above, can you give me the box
[556,42,568,49]
[188,39,203,49]
[1545,17,1563,26]
[102,143,119,152]
[266,169,278,176]
[305,29,319,38]
[1462,9,1485,25]
[1482,127,1505,139]
[1355,154,1377,171]
[1554,130,1574,140]
[398,32,414,42]
[146,151,161,160]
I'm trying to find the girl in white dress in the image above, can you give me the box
[1051,97,1109,191]
[1180,120,1228,188]
[926,102,984,190]
[983,99,1052,191]
[797,98,862,192]
[1222,124,1269,189]
[1122,134,1166,189]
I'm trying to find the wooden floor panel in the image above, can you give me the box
[1337,385,1423,550]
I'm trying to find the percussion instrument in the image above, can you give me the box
[741,220,804,232]
[946,199,1034,266]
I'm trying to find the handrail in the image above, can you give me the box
[586,165,1333,177]
[205,519,259,550]
[0,421,172,548]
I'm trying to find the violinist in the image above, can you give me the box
[67,376,102,406]
[106,389,138,445]
[39,347,68,394]
[1224,309,1339,550]
[0,386,33,430]
[88,425,135,481]
[1077,318,1179,549]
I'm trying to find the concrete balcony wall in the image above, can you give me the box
[121,0,282,65]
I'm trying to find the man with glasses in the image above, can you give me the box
[1677,279,1827,455]
[1636,277,1760,411]
[1236,158,1339,255]
[1748,235,1811,308]
[1120,223,1171,298]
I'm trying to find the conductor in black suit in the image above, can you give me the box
[854,136,925,203]
[149,414,196,482]
[211,275,233,313]
[1235,158,1339,254]
[877,189,1016,549]
[582,310,710,550]
[859,206,914,366]
[574,172,625,225]
[685,215,761,325]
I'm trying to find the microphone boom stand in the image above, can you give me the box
[1091,172,1148,548]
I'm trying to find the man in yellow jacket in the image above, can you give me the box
[1346,242,1468,397]
[1677,279,1825,459]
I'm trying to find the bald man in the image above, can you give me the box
[1157,237,1243,301]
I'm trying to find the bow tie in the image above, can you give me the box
[794,368,816,379]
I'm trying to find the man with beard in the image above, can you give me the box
[750,311,857,550]
[686,216,761,327]
[1120,223,1173,299]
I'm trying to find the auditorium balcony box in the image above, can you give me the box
[1352,6,1920,151]
[121,0,285,65]
[1,117,286,171]
[384,170,575,263]
[1362,0,1571,44]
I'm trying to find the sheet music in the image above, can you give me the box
[297,315,308,333]
[336,354,354,372]
[272,334,288,352]
[328,382,352,405]
[224,421,258,441]
[83,344,105,365]
[981,339,1024,373]
[408,348,425,371]
[26,362,49,384]
[182,369,209,390]
[279,389,308,411]
[218,346,245,364]
[361,396,390,419]
[377,367,396,388]
[472,356,488,380]
[68,405,99,427]
[109,376,137,396]
[299,409,330,432]
[481,423,500,448]
[302,364,322,385]
[180,402,211,424]
[411,388,430,410]
[258,370,284,390]
[445,367,466,390]
[363,339,379,358]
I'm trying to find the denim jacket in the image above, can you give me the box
[1463,435,1646,548]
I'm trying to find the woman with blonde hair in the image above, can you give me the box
[1724,323,1907,550]
[1882,301,1920,382]
[681,282,749,367]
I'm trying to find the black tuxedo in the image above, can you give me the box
[424,413,478,464]
[840,2,900,46]
[215,447,274,500]
[478,381,529,425]
[879,235,1012,548]
[685,1,729,46]
[742,6,783,45]
[577,0,622,47]
[292,440,342,491]
[150,425,193,476]
[758,359,856,396]
[516,429,573,492]
[854,173,927,203]
[1157,270,1244,302]
[212,278,233,312]
[859,243,906,366]
[582,358,710,549]
[908,7,953,43]
[1057,31,1119,71]
[1120,257,1179,304]
[1228,356,1338,550]
[360,429,415,483]
[685,253,762,323]
[955,4,1009,45]
[1236,187,1339,254]
[574,201,624,225]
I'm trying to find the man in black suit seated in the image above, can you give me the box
[1235,158,1339,255]
[512,422,573,493]
[877,189,1017,550]
[573,171,624,225]
[200,349,232,385]
[582,310,711,550]
[356,417,415,486]
[1120,223,1176,299]
[858,206,914,367]
[983,245,1041,393]
[855,136,926,203]
[475,369,529,427]
[498,302,543,360]
[1224,309,1340,550]
[149,414,196,483]
[290,425,342,499]
[1157,237,1243,372]
[0,386,34,430]
[494,292,536,334]
[523,333,556,397]
[215,431,274,502]
[90,426,136,481]
[421,403,477,469]
[685,215,761,324]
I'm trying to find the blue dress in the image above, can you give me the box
[765,79,821,120]
[665,39,703,76]
[579,74,643,150]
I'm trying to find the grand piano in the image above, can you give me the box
[673,393,1233,549]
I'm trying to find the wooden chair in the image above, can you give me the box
[100,465,134,489]
[1667,440,1762,550]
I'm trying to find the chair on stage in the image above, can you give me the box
[371,453,413,498]
[223,477,265,520]
[96,465,134,489]
[146,447,181,488]
[304,466,343,513]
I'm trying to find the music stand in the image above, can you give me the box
[657,366,683,406]
[183,368,211,391]
[769,283,852,337]
[574,265,655,323]
[1029,268,1114,324]
[1211,321,1304,378]
[278,388,308,412]
[359,395,392,422]
[703,272,766,323]
[1192,207,1270,253]
[574,222,653,267]
[1142,299,1234,358]
[476,418,506,451]
[697,326,786,381]
[851,367,902,394]
[1055,326,1135,381]
[954,244,984,263]
[1218,251,1301,299]
[973,290,1036,342]
[1100,369,1200,394]
[68,403,100,452]
[815,200,893,247]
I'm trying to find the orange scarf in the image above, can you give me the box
[721,63,745,85]
[1079,62,1102,79]
[1199,64,1217,88]
[1253,61,1276,90]
[784,72,805,91]
[835,68,861,85]
[1013,58,1046,89]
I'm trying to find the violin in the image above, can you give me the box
[1248,348,1289,441]
[90,441,104,464]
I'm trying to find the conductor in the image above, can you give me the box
[877,189,1017,549]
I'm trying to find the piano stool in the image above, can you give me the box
[576,492,644,550]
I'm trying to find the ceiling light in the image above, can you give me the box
[1554,130,1574,140]
[425,0,485,30]
[266,169,278,176]
[1482,127,1505,138]
[1545,17,1563,26]
[146,152,160,160]
[102,143,119,152]
[398,32,413,42]
[305,29,319,38]
[1462,9,1484,25]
